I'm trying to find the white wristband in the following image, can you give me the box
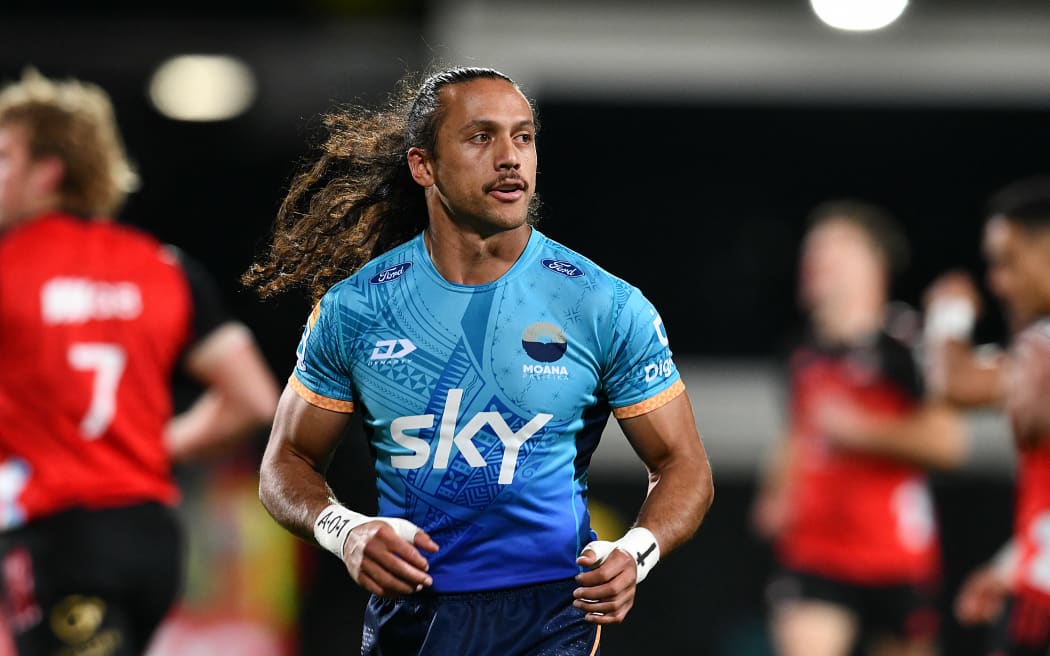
[581,527,661,583]
[925,298,976,342]
[313,503,422,559]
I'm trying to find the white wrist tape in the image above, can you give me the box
[925,298,976,342]
[313,503,421,559]
[582,527,661,583]
[991,540,1019,581]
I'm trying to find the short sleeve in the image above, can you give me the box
[603,286,684,419]
[288,292,355,413]
[168,246,234,345]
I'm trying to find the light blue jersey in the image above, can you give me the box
[291,228,683,592]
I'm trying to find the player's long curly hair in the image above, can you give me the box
[243,66,539,302]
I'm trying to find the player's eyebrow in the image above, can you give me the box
[460,119,535,133]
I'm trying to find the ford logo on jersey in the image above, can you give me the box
[369,262,412,284]
[541,259,584,278]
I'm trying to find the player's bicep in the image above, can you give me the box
[267,384,352,472]
[618,391,706,476]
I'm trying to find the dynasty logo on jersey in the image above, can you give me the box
[391,388,552,485]
[370,339,416,362]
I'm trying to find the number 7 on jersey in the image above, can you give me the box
[68,343,126,439]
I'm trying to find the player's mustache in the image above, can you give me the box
[485,174,528,192]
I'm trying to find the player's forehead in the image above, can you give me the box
[438,78,534,132]
[805,219,869,251]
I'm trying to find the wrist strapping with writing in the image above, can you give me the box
[582,527,661,583]
[313,502,422,559]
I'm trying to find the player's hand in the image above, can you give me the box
[573,546,637,624]
[955,564,1010,626]
[923,271,981,316]
[341,520,440,598]
[751,488,790,539]
[1006,327,1050,447]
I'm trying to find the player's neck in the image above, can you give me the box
[423,219,531,286]
[3,196,61,229]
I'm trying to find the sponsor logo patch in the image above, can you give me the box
[369,262,412,284]
[521,322,567,363]
[370,339,416,362]
[541,259,584,278]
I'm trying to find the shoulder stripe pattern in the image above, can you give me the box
[289,373,354,413]
[612,379,685,419]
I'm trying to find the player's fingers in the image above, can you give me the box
[573,590,634,616]
[413,530,440,554]
[368,537,433,587]
[359,557,421,597]
[574,553,635,588]
[356,571,386,598]
[580,599,634,625]
[574,570,634,601]
[380,530,433,574]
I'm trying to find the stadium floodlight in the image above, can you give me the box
[809,0,908,32]
[149,55,256,122]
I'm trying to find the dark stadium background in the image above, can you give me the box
[2,1,1047,654]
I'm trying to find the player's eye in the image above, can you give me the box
[470,133,490,143]
[515,132,533,144]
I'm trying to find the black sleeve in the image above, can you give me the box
[168,245,234,347]
[878,332,925,401]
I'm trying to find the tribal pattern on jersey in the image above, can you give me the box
[291,229,683,592]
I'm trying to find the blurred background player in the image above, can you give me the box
[924,175,1050,656]
[753,201,966,656]
[0,69,279,654]
[244,66,714,655]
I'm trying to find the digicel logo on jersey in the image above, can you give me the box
[389,389,552,485]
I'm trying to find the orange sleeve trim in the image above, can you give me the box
[612,379,685,419]
[307,301,322,329]
[588,626,601,656]
[289,373,354,414]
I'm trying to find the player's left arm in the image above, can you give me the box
[574,390,713,624]
[166,321,280,461]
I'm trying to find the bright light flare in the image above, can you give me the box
[149,55,256,122]
[810,0,909,32]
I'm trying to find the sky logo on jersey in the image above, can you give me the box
[369,262,412,284]
[541,259,584,278]
[370,339,416,362]
[390,388,552,484]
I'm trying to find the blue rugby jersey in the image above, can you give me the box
[290,228,684,592]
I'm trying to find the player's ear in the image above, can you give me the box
[407,147,434,188]
[31,155,64,197]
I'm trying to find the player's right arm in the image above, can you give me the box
[750,432,795,540]
[923,271,1005,407]
[260,385,438,597]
